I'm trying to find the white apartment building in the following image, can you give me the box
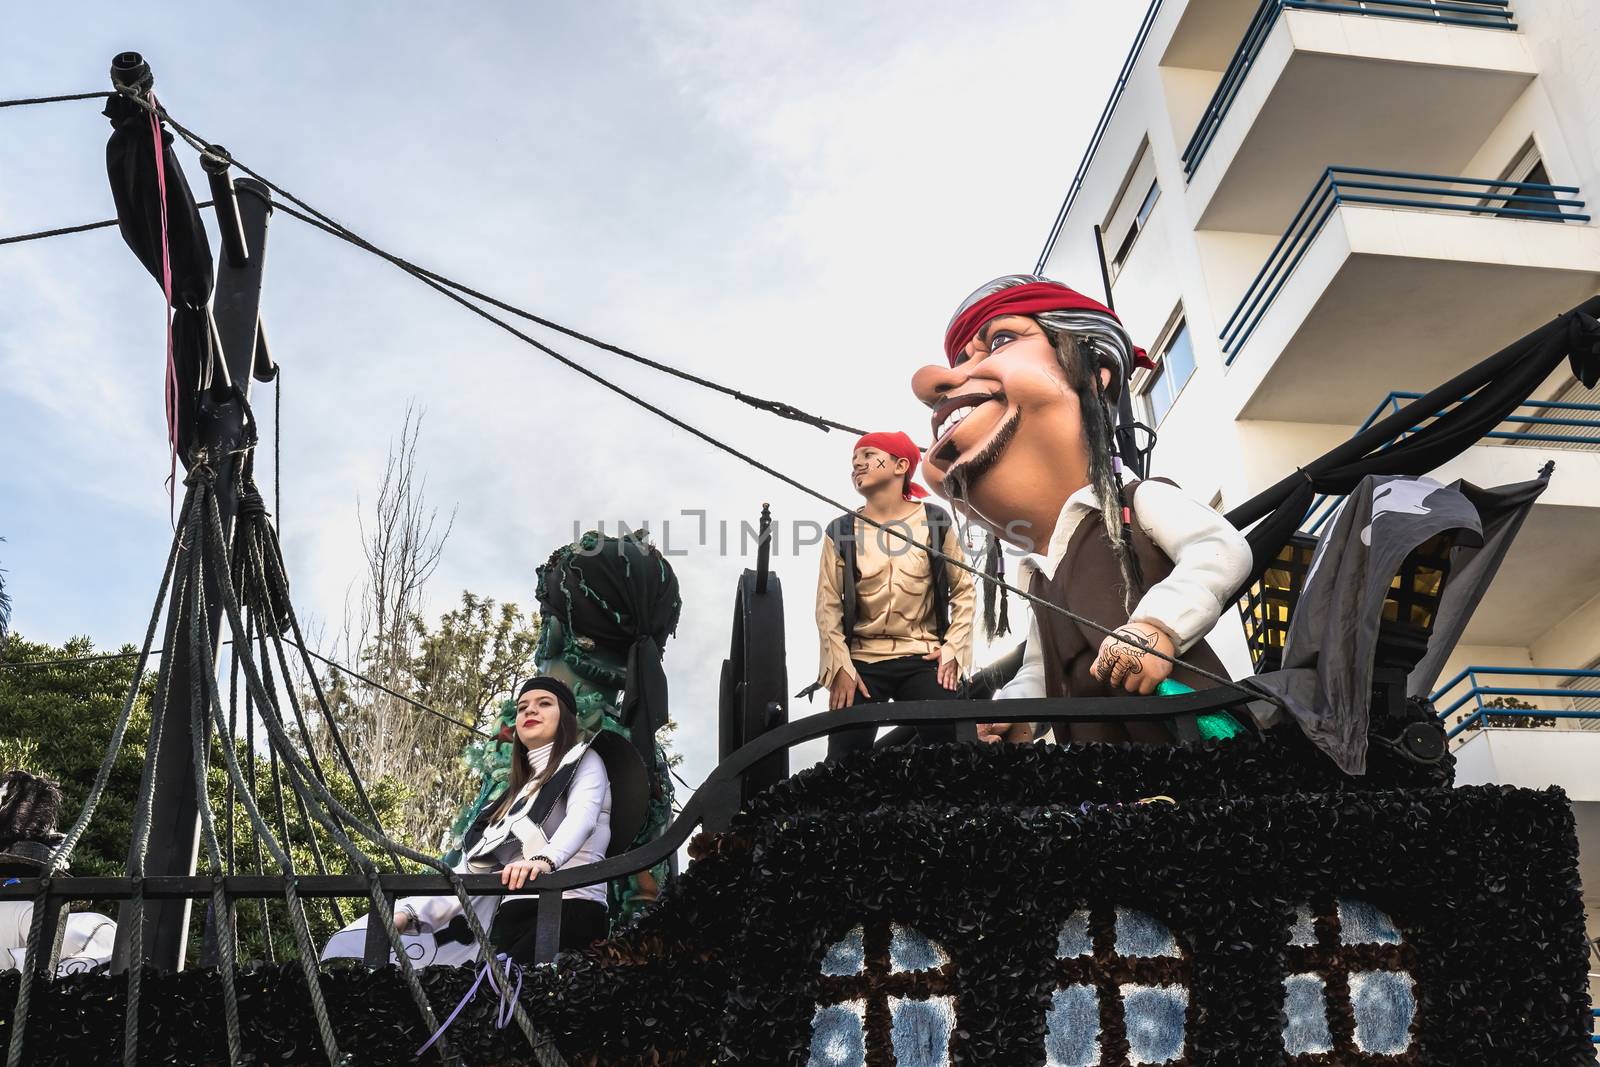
[1035,0,1600,1005]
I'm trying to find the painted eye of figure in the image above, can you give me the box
[987,329,1018,351]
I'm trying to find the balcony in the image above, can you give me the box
[1177,0,1535,232]
[1303,390,1600,533]
[1435,666,1600,740]
[1440,667,1600,808]
[1218,167,1600,423]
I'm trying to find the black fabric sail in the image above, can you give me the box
[1225,297,1600,596]
[104,90,216,459]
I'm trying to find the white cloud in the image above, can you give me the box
[1,0,1141,818]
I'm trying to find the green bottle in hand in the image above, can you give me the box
[1157,678,1243,740]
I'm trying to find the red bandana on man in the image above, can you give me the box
[942,280,1156,370]
[855,430,930,500]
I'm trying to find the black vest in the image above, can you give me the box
[825,502,954,644]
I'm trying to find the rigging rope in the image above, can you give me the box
[0,194,861,435]
[182,553,245,1065]
[0,91,110,108]
[119,87,1264,700]
[196,476,568,1066]
[4,496,182,1067]
[148,92,181,524]
[269,192,1257,696]
[0,200,214,247]
[5,82,1272,705]
[236,635,274,959]
[0,640,494,738]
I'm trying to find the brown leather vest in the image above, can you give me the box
[1027,479,1230,701]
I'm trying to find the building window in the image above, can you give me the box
[1140,319,1196,427]
[1561,655,1600,727]
[809,922,957,1067]
[1104,143,1160,280]
[1046,906,1191,1065]
[1486,139,1558,217]
[1282,898,1418,1058]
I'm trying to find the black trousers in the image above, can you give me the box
[491,897,609,963]
[826,654,956,761]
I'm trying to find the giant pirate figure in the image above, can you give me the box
[913,276,1253,744]
[811,431,977,760]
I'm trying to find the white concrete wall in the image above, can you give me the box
[1192,230,1278,331]
[1039,0,1600,752]
[1453,730,1600,799]
[1157,66,1221,155]
[1535,592,1600,674]
[1517,0,1600,203]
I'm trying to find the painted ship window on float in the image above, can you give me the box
[808,922,956,1067]
[1046,906,1191,1066]
[1283,898,1418,1058]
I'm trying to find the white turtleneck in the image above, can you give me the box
[525,743,554,776]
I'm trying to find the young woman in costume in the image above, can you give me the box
[393,676,613,960]
[912,274,1253,744]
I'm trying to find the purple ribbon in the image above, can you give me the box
[415,951,524,1058]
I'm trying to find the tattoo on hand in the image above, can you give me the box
[1103,627,1154,677]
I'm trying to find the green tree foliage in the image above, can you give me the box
[0,536,12,642]
[319,592,540,853]
[0,635,154,881]
[0,633,414,962]
[412,592,541,733]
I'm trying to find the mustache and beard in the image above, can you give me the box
[941,406,1024,639]
[941,405,1021,510]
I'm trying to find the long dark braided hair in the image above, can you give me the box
[946,275,1147,630]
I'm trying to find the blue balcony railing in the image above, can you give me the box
[1430,666,1600,740]
[1220,166,1588,364]
[1299,389,1600,533]
[1181,0,1517,181]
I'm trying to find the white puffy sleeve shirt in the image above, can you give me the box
[995,481,1251,701]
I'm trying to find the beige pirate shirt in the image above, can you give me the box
[814,506,976,689]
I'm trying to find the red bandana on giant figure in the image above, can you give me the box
[942,281,1155,371]
[855,431,930,500]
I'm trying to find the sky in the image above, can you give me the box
[1,2,1146,799]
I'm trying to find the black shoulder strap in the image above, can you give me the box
[528,754,584,829]
[461,800,498,855]
[826,513,859,641]
[923,502,953,641]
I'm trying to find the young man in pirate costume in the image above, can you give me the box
[812,431,977,759]
[911,275,1252,744]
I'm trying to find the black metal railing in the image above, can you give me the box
[0,688,1256,970]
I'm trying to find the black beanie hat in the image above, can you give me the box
[516,676,577,717]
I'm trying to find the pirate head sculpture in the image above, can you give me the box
[914,275,1153,620]
[913,275,1252,741]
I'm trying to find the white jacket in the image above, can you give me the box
[399,744,612,937]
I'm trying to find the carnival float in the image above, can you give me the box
[0,51,1596,1067]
